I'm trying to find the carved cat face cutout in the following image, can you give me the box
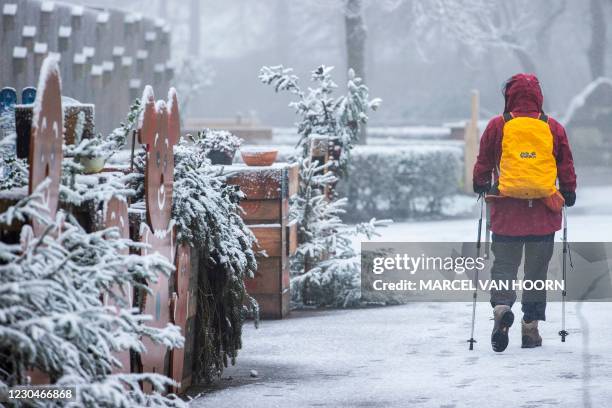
[29,57,63,235]
[138,86,180,233]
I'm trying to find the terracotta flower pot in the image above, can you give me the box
[241,148,278,166]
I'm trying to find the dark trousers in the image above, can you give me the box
[490,233,555,321]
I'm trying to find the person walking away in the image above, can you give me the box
[472,73,577,352]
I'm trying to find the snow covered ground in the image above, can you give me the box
[363,183,612,244]
[189,178,612,408]
[188,302,612,408]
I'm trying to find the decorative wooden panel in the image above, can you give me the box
[0,87,17,113]
[139,223,174,391]
[28,57,63,235]
[21,87,36,104]
[20,60,63,385]
[104,196,130,247]
[137,86,183,390]
[138,86,179,233]
[103,196,132,373]
[171,244,191,391]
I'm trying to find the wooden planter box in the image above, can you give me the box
[224,163,299,319]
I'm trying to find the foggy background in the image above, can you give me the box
[62,0,605,126]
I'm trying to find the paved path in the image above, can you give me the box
[189,302,612,408]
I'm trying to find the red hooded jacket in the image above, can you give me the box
[473,74,577,236]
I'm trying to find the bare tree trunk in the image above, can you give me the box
[588,0,606,79]
[497,4,538,75]
[158,0,167,18]
[276,0,290,65]
[345,0,367,144]
[512,47,538,74]
[190,0,201,57]
[536,0,567,54]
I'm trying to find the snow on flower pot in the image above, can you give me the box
[196,128,242,165]
[79,155,106,174]
[241,147,278,166]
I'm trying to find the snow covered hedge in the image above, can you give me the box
[337,145,463,221]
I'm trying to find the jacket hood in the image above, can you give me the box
[503,73,543,113]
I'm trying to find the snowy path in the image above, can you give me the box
[188,303,612,408]
[361,184,612,244]
[189,183,612,408]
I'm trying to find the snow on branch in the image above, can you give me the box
[0,180,184,406]
[262,63,388,307]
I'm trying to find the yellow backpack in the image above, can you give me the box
[498,113,557,199]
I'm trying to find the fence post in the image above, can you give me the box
[464,90,479,194]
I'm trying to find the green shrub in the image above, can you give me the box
[337,145,462,221]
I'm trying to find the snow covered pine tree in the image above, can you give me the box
[259,65,389,307]
[0,184,185,407]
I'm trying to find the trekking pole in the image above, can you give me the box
[484,199,491,260]
[485,173,495,260]
[468,193,485,350]
[559,206,569,342]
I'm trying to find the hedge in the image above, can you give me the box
[337,144,463,222]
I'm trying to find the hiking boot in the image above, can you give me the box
[521,319,542,348]
[491,305,514,352]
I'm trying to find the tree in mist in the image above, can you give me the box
[344,0,368,143]
[588,0,606,80]
[412,0,569,75]
[190,0,201,56]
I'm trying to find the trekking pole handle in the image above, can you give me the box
[476,193,484,249]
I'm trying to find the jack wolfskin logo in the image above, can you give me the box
[520,151,537,159]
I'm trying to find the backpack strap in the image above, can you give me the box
[503,112,513,122]
[539,113,549,123]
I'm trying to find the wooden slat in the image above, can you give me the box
[309,135,329,158]
[252,290,290,319]
[287,219,298,257]
[226,167,287,200]
[240,199,281,223]
[288,162,299,196]
[245,256,283,294]
[180,315,195,391]
[251,224,282,257]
